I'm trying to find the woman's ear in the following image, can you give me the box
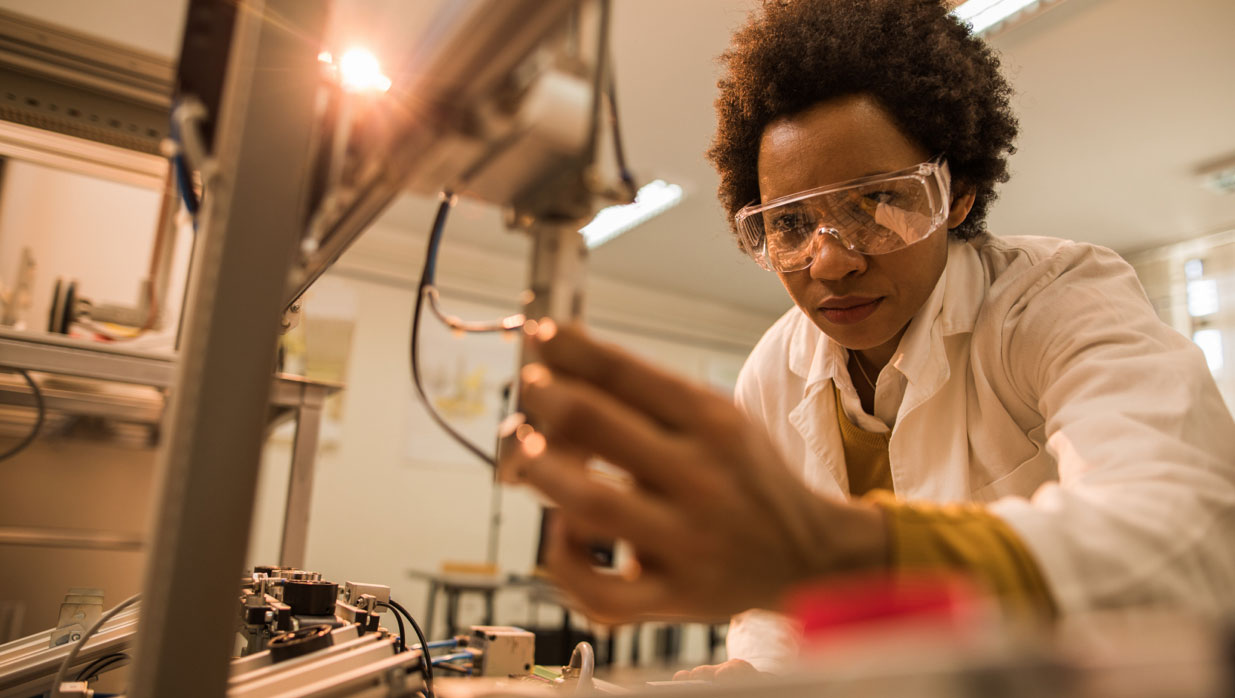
[947,186,977,229]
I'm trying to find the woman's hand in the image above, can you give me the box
[673,659,762,683]
[502,321,887,623]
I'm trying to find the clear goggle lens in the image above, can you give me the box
[735,160,951,272]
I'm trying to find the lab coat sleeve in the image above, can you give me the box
[989,243,1235,615]
[723,345,803,673]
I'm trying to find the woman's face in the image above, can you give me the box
[757,94,971,359]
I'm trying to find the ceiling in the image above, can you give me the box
[3,0,1232,321]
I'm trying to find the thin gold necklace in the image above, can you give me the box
[851,351,878,391]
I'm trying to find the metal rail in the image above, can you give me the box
[126,1,331,693]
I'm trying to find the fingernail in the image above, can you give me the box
[521,317,558,342]
[620,557,642,582]
[521,362,551,387]
[522,431,547,458]
[537,318,558,341]
[498,412,527,437]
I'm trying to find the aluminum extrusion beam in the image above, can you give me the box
[0,378,162,424]
[0,527,143,552]
[283,0,581,309]
[0,329,174,386]
[126,0,330,695]
[0,329,339,408]
[0,608,139,697]
[278,388,325,569]
[0,8,172,154]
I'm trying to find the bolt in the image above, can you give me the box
[70,633,81,641]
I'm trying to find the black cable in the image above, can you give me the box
[378,601,407,652]
[592,0,636,202]
[75,653,128,682]
[585,0,612,159]
[387,598,434,698]
[409,194,498,468]
[0,368,44,462]
[606,57,637,201]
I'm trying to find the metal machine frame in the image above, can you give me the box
[126,0,612,693]
[3,0,613,694]
[0,327,339,561]
[124,0,332,694]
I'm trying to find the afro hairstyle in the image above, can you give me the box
[707,0,1018,242]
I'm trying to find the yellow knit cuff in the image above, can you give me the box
[864,490,1057,619]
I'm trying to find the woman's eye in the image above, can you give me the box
[863,190,896,205]
[770,212,809,236]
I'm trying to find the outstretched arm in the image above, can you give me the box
[503,321,887,623]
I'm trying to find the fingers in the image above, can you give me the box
[513,442,686,560]
[519,362,700,495]
[671,660,758,683]
[713,659,758,682]
[542,514,668,623]
[676,664,719,682]
[529,322,719,432]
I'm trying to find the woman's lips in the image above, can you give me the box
[817,297,883,325]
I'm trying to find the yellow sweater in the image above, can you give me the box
[834,385,1056,618]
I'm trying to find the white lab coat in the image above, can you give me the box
[727,234,1235,673]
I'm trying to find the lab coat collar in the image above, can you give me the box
[887,238,986,388]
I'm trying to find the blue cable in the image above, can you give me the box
[412,639,460,651]
[173,153,199,219]
[168,105,201,223]
[430,651,474,665]
[421,193,453,287]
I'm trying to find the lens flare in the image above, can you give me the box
[336,48,391,93]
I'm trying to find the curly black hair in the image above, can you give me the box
[708,0,1018,241]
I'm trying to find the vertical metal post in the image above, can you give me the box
[279,388,325,568]
[522,219,588,323]
[128,1,328,696]
[424,580,439,640]
[498,219,587,479]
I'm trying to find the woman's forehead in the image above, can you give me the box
[756,96,929,200]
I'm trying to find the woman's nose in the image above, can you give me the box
[807,228,867,280]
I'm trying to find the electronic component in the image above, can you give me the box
[465,626,536,678]
[281,580,338,617]
[267,624,334,664]
[343,581,391,608]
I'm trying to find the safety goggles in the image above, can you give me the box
[735,158,952,272]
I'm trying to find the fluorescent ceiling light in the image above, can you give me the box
[580,179,684,249]
[1187,279,1219,318]
[952,0,1050,35]
[1192,329,1224,373]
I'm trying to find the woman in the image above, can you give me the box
[505,0,1235,676]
